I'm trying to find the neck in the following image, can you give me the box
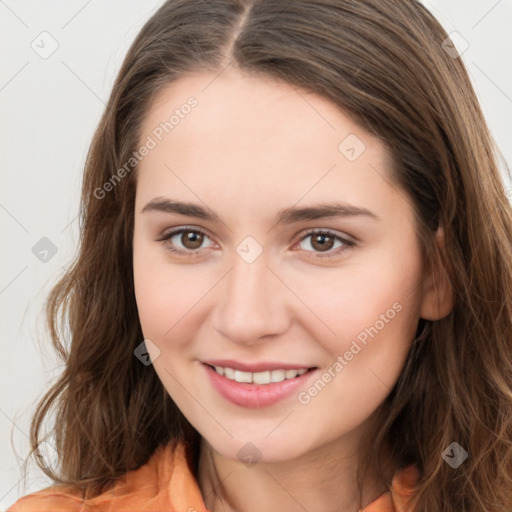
[196,433,389,512]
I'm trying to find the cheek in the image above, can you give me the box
[303,256,422,417]
[133,237,214,345]
[285,251,422,354]
[133,235,177,340]
[297,290,419,436]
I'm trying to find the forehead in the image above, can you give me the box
[140,68,382,160]
[135,69,408,224]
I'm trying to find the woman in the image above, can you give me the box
[9,0,512,511]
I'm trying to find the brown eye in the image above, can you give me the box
[310,233,335,252]
[180,230,204,250]
[297,230,354,259]
[157,227,215,255]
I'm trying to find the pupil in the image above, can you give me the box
[184,231,202,249]
[313,234,333,252]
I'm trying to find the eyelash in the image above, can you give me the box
[156,226,355,259]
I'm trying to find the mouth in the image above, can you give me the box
[204,363,317,385]
[201,362,319,408]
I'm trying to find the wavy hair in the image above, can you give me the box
[22,0,512,510]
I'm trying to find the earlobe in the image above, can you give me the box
[419,227,454,321]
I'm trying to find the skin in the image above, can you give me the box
[132,68,452,512]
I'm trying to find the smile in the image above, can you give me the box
[202,363,319,408]
[210,365,309,384]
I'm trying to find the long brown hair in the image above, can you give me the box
[22,0,512,510]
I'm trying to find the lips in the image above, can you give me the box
[202,361,319,408]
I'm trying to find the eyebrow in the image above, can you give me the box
[141,197,379,224]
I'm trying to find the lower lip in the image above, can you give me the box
[203,363,317,408]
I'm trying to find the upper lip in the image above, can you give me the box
[202,359,316,373]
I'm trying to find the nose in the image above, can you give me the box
[212,248,291,345]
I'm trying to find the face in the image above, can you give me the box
[132,69,429,463]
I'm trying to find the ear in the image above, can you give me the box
[419,227,454,321]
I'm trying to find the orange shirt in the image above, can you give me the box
[8,440,418,511]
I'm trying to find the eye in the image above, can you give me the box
[295,229,355,259]
[156,226,355,259]
[156,226,215,256]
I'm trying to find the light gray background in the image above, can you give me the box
[1,0,511,509]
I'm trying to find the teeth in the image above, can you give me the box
[271,369,285,382]
[212,365,308,384]
[234,370,252,383]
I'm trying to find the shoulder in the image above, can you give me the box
[6,485,85,512]
[7,440,208,512]
[5,443,169,512]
